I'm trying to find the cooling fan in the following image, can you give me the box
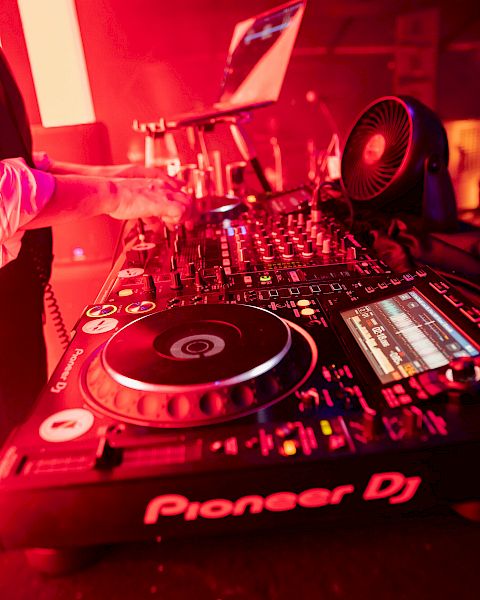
[341,96,457,231]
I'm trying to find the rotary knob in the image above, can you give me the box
[170,271,183,290]
[445,357,480,384]
[215,266,230,287]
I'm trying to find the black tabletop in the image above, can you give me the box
[1,509,480,600]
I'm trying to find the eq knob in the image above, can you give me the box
[263,244,275,261]
[302,241,314,258]
[195,270,207,291]
[346,246,357,261]
[215,266,230,287]
[446,357,480,384]
[443,357,480,404]
[142,274,156,296]
[169,271,183,290]
[282,242,295,260]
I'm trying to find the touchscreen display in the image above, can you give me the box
[341,289,479,384]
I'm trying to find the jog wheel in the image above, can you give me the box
[81,304,317,428]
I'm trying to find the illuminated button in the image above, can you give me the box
[260,275,272,282]
[86,304,117,318]
[320,420,333,436]
[382,389,399,408]
[328,434,346,451]
[444,293,463,308]
[297,299,311,307]
[118,288,134,297]
[210,440,224,453]
[125,300,156,314]
[282,440,297,456]
[460,306,480,323]
[408,377,420,390]
[429,281,450,294]
[300,308,315,316]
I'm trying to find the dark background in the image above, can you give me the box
[1,510,480,599]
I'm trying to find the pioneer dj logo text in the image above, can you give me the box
[144,472,422,524]
[50,349,84,394]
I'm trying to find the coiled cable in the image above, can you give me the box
[43,281,70,350]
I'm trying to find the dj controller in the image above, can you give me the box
[1,189,480,552]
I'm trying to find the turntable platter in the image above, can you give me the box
[81,304,317,428]
[103,304,291,390]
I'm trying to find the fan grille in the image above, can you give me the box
[342,98,411,201]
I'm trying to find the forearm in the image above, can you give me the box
[47,160,131,178]
[36,155,169,180]
[1,157,190,268]
[21,175,120,229]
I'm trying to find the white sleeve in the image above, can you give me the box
[0,157,55,268]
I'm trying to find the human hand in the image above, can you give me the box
[108,176,192,226]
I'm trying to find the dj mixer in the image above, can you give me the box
[1,189,480,552]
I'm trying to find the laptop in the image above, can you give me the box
[165,0,306,128]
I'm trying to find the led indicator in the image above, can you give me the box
[297,299,311,307]
[260,275,272,282]
[72,246,85,260]
[300,308,315,316]
[246,195,257,203]
[282,440,297,456]
[320,420,333,436]
[118,288,134,297]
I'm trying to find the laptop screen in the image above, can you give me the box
[218,0,306,107]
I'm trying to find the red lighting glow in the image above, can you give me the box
[363,134,386,165]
